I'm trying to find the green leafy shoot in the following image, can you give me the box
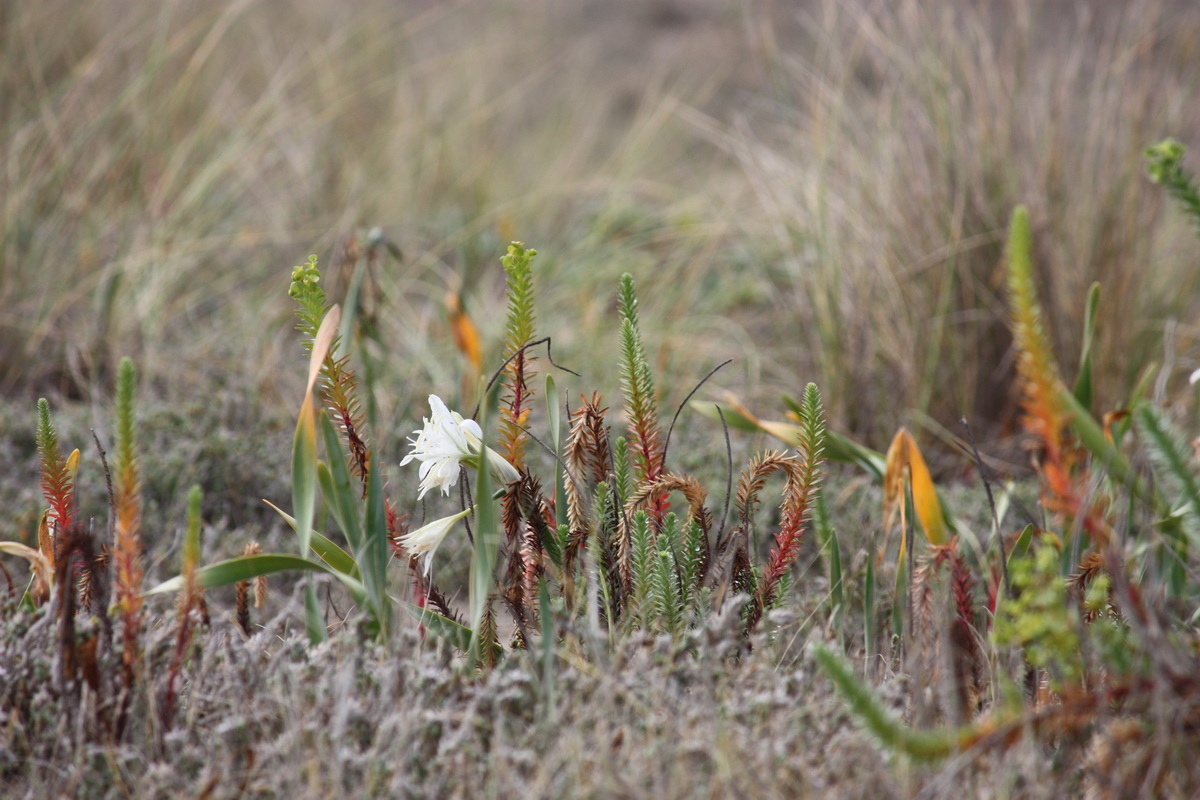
[499,242,538,469]
[36,398,75,533]
[814,645,976,761]
[1145,138,1200,238]
[112,357,145,677]
[617,273,665,489]
[1136,403,1200,590]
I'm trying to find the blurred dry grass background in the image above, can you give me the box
[4,0,1200,452]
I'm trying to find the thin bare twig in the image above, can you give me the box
[662,359,733,466]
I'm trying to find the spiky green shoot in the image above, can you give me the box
[290,255,371,489]
[112,357,144,688]
[165,484,205,728]
[36,398,75,535]
[757,383,825,617]
[815,645,974,761]
[617,273,665,494]
[629,510,654,622]
[1135,404,1200,588]
[1145,138,1200,238]
[1005,206,1109,548]
[499,242,538,469]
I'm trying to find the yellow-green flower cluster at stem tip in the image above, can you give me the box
[1145,138,1186,185]
[501,241,536,268]
[288,254,321,299]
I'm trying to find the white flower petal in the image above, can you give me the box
[398,508,472,577]
[485,447,520,487]
[400,394,510,499]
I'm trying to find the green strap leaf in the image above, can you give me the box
[692,400,885,483]
[146,553,366,607]
[546,373,569,531]
[1072,282,1100,410]
[292,404,318,559]
[362,451,391,637]
[319,413,364,553]
[263,499,360,578]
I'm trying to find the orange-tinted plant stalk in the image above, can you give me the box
[111,357,144,698]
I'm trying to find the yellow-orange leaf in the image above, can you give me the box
[0,540,54,603]
[883,428,949,547]
[758,419,806,448]
[37,509,54,568]
[1102,409,1130,445]
[446,293,482,372]
[306,304,340,401]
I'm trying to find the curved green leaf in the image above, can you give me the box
[264,499,360,579]
[320,413,364,553]
[147,553,367,607]
[362,452,391,636]
[1073,282,1100,410]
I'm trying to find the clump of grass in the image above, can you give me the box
[0,0,742,409]
[730,0,1200,443]
[808,197,1200,795]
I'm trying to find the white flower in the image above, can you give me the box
[400,394,519,499]
[399,508,473,578]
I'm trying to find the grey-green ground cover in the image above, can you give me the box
[0,396,1103,799]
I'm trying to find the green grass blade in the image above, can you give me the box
[263,499,359,578]
[304,582,326,644]
[864,533,877,661]
[320,412,364,553]
[814,645,964,761]
[362,453,391,637]
[292,305,339,561]
[892,539,907,643]
[337,258,368,360]
[829,528,845,647]
[688,400,760,433]
[546,373,569,529]
[692,401,885,482]
[1007,525,1035,572]
[824,430,885,484]
[292,404,318,557]
[311,531,360,579]
[183,485,202,571]
[1060,388,1158,509]
[148,553,366,605]
[469,381,503,662]
[1072,282,1100,410]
